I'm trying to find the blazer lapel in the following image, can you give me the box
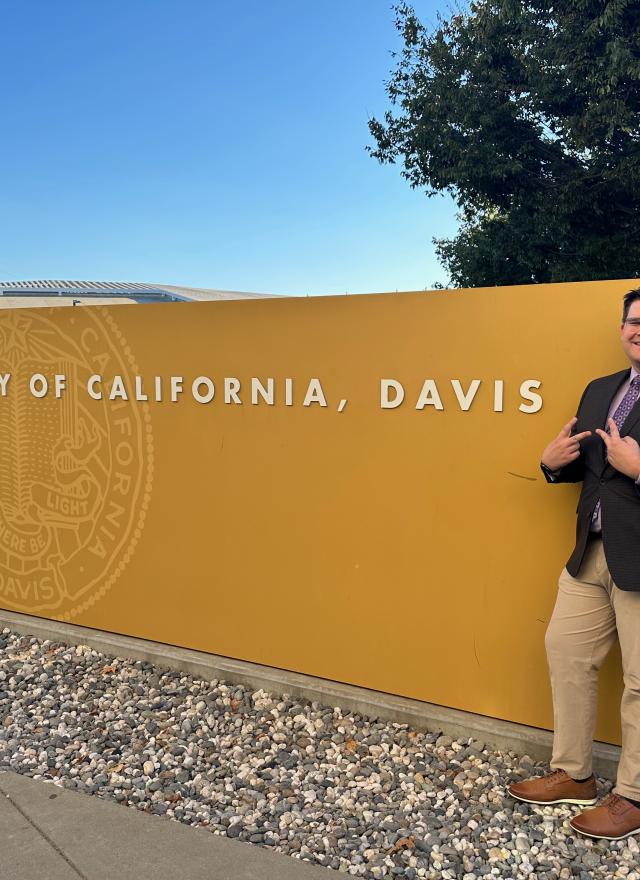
[594,370,630,431]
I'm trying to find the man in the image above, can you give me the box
[507,288,640,841]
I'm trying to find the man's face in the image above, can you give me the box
[621,299,640,370]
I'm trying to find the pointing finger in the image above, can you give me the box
[595,428,611,447]
[571,431,592,442]
[607,418,620,439]
[560,417,578,437]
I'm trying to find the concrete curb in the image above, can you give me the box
[0,610,621,781]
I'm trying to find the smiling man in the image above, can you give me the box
[507,288,640,841]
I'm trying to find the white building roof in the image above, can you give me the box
[0,280,281,307]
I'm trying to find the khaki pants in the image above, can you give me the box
[545,535,640,800]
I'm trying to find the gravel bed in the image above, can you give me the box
[0,627,638,879]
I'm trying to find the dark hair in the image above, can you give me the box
[623,288,640,322]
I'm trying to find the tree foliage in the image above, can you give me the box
[368,1,640,287]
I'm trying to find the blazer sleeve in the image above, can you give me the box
[540,382,592,485]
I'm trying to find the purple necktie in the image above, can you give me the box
[591,375,640,527]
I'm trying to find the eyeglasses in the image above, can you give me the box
[624,318,640,327]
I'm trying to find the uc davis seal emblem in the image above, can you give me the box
[0,308,153,619]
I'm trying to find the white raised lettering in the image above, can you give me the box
[88,375,102,400]
[519,380,543,413]
[135,376,148,401]
[251,378,274,405]
[171,376,183,402]
[109,375,128,401]
[303,379,327,407]
[415,380,443,411]
[380,379,404,409]
[192,377,215,404]
[224,378,241,404]
[30,374,48,398]
[451,379,480,411]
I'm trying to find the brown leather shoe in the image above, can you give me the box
[507,768,597,805]
[570,793,640,840]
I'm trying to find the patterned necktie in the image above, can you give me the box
[591,375,640,527]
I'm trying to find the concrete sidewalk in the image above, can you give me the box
[0,771,329,880]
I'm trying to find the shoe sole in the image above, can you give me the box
[509,789,597,807]
[569,820,640,840]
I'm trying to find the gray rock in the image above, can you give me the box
[0,625,617,880]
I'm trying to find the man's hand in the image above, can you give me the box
[541,417,592,470]
[595,419,640,480]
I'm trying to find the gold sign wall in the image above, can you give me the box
[0,279,634,745]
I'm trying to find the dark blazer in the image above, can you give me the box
[543,368,640,591]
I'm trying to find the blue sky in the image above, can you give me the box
[0,1,457,296]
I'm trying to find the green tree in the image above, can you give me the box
[368,1,640,287]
